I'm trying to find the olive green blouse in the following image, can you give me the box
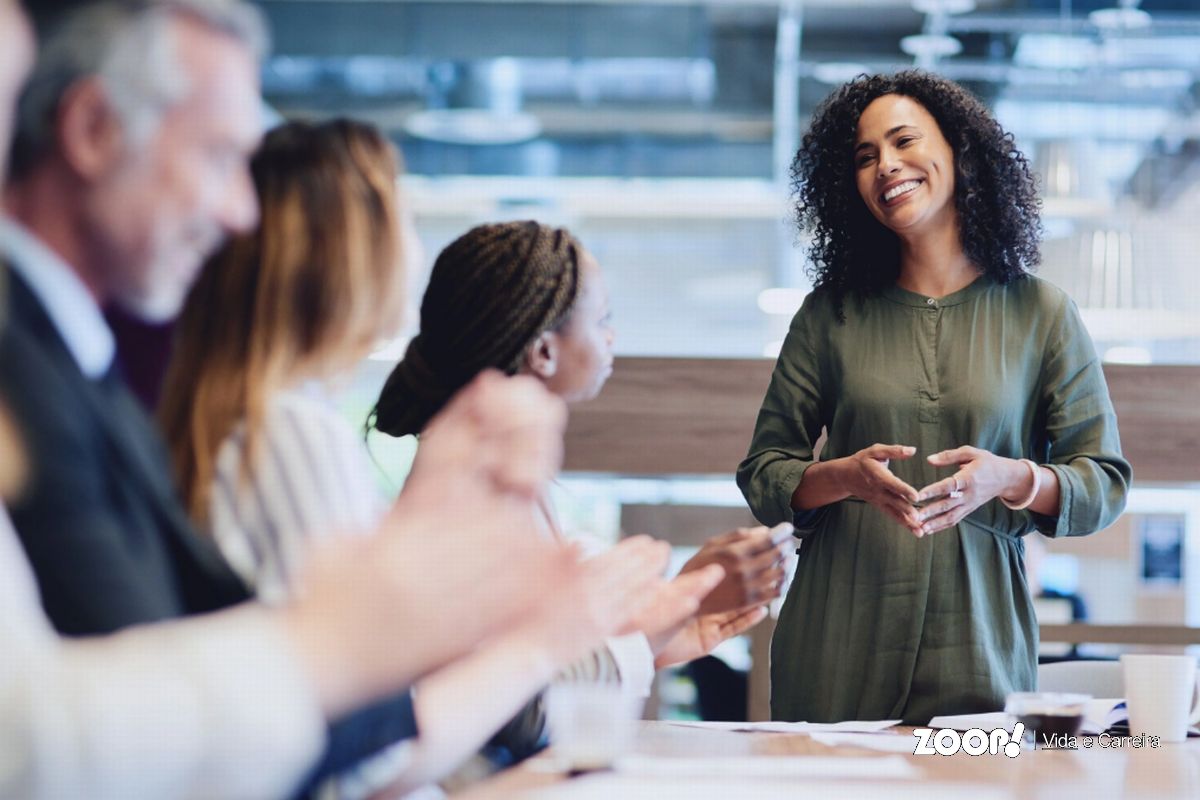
[737,275,1131,724]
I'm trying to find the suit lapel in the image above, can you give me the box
[4,271,244,594]
[6,273,174,510]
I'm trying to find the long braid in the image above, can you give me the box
[370,221,582,438]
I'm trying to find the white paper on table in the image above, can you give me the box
[532,777,1006,800]
[810,731,921,753]
[929,700,1128,736]
[926,711,1010,731]
[663,719,902,734]
[1082,698,1126,735]
[615,754,919,780]
[660,721,754,732]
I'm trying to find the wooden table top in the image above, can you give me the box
[455,721,1200,799]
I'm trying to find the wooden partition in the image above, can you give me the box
[565,358,1200,481]
[1040,624,1200,647]
[568,358,1200,721]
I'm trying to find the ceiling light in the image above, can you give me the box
[1012,35,1097,70]
[1089,6,1152,32]
[1118,69,1193,91]
[900,34,963,60]
[404,108,542,146]
[407,58,542,146]
[912,0,976,14]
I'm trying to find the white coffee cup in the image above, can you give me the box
[545,683,644,771]
[1121,654,1200,743]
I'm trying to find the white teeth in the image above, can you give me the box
[883,180,921,202]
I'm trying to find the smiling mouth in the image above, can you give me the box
[880,179,922,205]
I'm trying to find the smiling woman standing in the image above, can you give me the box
[738,71,1132,724]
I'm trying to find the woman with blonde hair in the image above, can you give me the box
[162,118,411,596]
[159,119,713,797]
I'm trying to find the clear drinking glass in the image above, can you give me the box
[545,683,645,771]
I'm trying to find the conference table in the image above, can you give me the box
[457,720,1200,799]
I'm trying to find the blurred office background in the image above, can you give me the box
[250,0,1200,715]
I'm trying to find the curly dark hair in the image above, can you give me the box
[793,70,1041,319]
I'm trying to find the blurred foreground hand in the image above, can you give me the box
[283,372,576,716]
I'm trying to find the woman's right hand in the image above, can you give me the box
[837,444,922,533]
[629,563,727,658]
[678,525,792,615]
[528,535,682,666]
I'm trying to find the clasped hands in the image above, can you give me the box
[844,443,1034,537]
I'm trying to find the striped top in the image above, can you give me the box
[209,386,383,606]
[207,385,654,773]
[208,386,408,800]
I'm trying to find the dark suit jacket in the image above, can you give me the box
[0,272,246,632]
[0,267,417,790]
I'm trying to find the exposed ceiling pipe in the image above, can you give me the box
[263,55,718,105]
[943,13,1200,36]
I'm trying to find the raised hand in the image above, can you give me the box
[399,370,567,510]
[285,371,575,716]
[679,524,793,616]
[912,446,1032,536]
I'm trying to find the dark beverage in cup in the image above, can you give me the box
[1017,711,1084,743]
[1005,692,1090,747]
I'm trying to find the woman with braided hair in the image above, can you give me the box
[371,219,795,690]
[738,71,1131,724]
[158,120,720,797]
[370,221,611,437]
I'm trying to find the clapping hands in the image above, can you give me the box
[639,523,795,668]
[287,371,577,715]
[679,524,795,616]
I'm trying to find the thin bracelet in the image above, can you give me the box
[1001,459,1041,511]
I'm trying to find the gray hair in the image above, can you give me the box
[10,0,269,180]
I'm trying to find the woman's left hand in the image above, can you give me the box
[632,564,727,655]
[652,605,770,669]
[912,446,1029,537]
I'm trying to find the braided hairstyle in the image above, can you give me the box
[370,220,583,438]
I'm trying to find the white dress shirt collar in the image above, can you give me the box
[0,216,115,379]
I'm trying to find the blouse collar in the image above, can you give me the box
[882,274,992,309]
